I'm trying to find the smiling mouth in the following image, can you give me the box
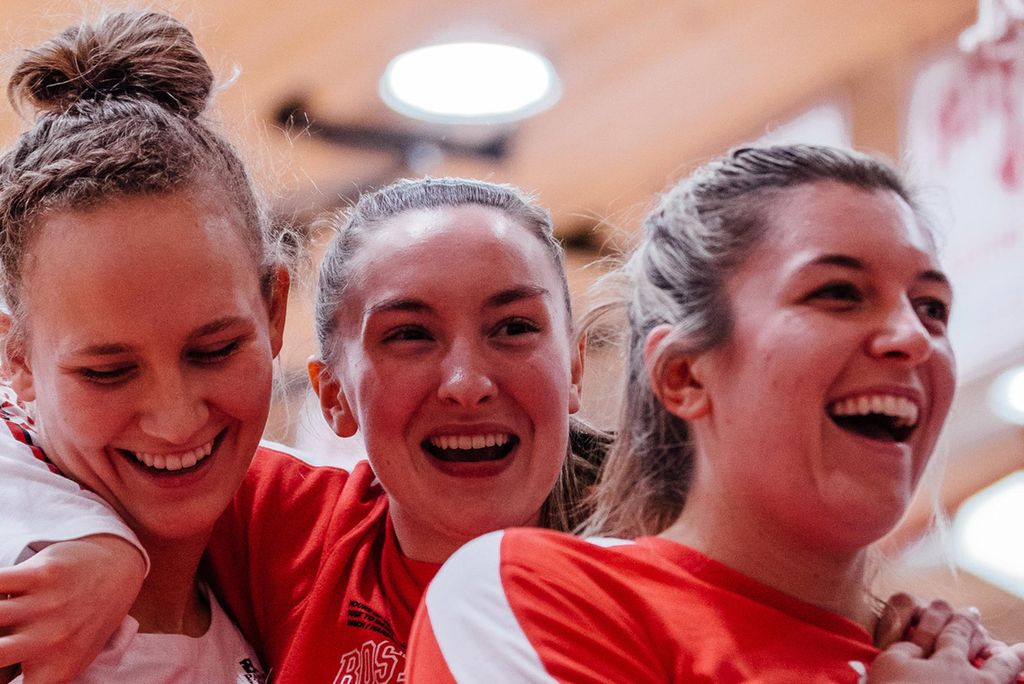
[827,395,919,443]
[421,433,519,463]
[119,430,225,473]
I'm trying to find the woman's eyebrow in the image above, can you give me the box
[485,285,549,309]
[72,342,134,356]
[364,298,432,317]
[70,317,253,357]
[806,253,864,271]
[802,254,950,289]
[188,316,252,339]
[918,269,951,289]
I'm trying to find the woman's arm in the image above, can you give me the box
[0,536,145,683]
[0,420,147,680]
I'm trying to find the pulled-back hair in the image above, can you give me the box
[0,10,283,348]
[313,176,602,531]
[313,177,570,358]
[581,144,922,538]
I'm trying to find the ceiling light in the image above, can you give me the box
[953,471,1024,597]
[380,42,560,124]
[988,365,1024,425]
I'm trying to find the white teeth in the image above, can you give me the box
[131,438,215,471]
[828,394,919,427]
[429,433,512,450]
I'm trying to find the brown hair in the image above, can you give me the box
[581,144,924,538]
[0,10,287,350]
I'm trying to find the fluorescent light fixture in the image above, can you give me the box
[953,470,1024,598]
[380,42,560,124]
[988,365,1024,425]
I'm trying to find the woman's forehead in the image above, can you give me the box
[338,207,563,323]
[759,183,936,264]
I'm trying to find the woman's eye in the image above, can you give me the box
[495,318,541,337]
[383,326,432,343]
[808,282,863,304]
[79,366,135,385]
[914,298,950,326]
[189,340,241,364]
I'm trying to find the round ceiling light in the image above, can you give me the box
[954,471,1024,598]
[380,42,560,124]
[988,365,1024,425]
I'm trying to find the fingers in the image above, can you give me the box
[0,594,79,666]
[0,595,29,632]
[0,633,30,669]
[878,640,927,660]
[0,563,40,597]
[870,613,1021,684]
[977,643,1024,681]
[867,641,926,682]
[875,592,923,648]
[909,599,953,654]
[932,613,978,658]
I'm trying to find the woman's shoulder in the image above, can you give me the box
[409,531,680,682]
[218,445,388,551]
[426,529,652,620]
[244,443,383,503]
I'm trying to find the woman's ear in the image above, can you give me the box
[1,315,34,402]
[307,357,358,438]
[643,324,709,421]
[267,266,291,359]
[568,333,585,415]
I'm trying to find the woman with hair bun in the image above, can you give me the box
[0,10,288,682]
[407,145,1024,682]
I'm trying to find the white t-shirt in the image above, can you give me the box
[11,587,267,684]
[0,390,146,567]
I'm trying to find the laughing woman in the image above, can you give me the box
[0,10,289,683]
[196,176,592,683]
[406,145,1024,682]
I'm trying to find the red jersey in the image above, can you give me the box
[206,447,439,684]
[408,528,880,683]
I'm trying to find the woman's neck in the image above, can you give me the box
[389,501,542,565]
[661,486,877,630]
[129,534,210,636]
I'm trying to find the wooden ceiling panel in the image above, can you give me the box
[2,1,975,231]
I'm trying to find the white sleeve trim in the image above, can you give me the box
[582,536,632,548]
[424,530,557,684]
[0,423,148,571]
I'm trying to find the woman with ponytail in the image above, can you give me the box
[407,145,1024,683]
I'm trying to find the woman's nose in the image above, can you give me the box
[437,343,497,408]
[866,298,933,365]
[137,370,210,444]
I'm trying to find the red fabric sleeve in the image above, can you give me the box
[404,611,459,684]
[203,447,355,666]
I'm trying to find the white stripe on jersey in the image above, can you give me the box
[424,531,557,684]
